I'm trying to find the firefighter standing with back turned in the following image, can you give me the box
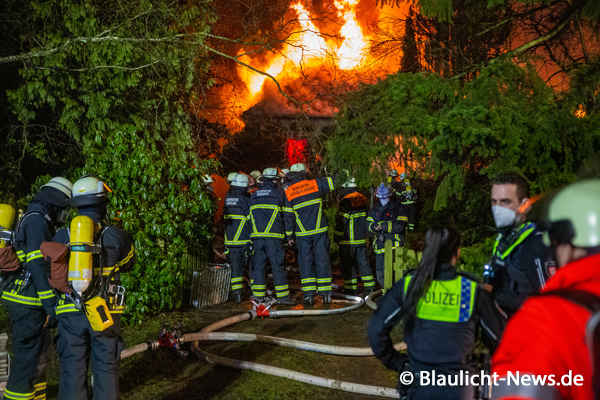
[333,177,375,295]
[223,173,252,303]
[1,177,73,400]
[249,168,296,305]
[50,176,135,400]
[284,163,336,305]
[367,183,408,288]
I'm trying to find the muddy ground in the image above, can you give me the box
[0,266,404,400]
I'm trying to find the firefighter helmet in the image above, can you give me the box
[41,177,74,199]
[202,175,214,184]
[69,176,110,207]
[290,163,307,172]
[342,177,357,188]
[375,183,391,199]
[226,172,238,184]
[250,170,262,180]
[262,168,278,179]
[400,172,409,180]
[281,168,290,175]
[231,174,249,188]
[389,169,399,178]
[547,180,600,248]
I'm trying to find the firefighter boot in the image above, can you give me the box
[322,294,332,304]
[233,293,243,303]
[303,295,314,305]
[276,295,297,306]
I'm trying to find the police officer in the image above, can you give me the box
[284,163,336,305]
[368,224,505,400]
[53,176,135,400]
[333,177,375,295]
[488,172,554,317]
[367,184,408,288]
[2,177,73,400]
[249,168,296,305]
[223,174,252,303]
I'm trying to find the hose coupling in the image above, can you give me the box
[147,340,160,351]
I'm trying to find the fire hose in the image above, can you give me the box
[121,292,402,398]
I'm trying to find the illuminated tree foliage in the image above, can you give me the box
[327,60,600,241]
[0,0,219,323]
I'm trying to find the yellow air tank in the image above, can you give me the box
[69,215,94,294]
[0,204,16,248]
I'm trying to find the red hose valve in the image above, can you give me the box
[256,304,270,319]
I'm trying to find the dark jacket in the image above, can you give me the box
[367,199,408,253]
[223,187,252,247]
[490,222,554,315]
[250,180,286,240]
[1,202,58,315]
[334,188,368,247]
[368,264,505,374]
[283,174,336,238]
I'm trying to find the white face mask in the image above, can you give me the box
[380,198,390,206]
[492,205,516,228]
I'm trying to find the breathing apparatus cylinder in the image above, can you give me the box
[68,215,94,295]
[404,178,413,194]
[0,204,16,248]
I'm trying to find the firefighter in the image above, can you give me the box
[223,173,252,303]
[226,172,238,185]
[1,177,73,400]
[387,169,404,200]
[397,172,418,231]
[284,163,336,305]
[367,183,408,288]
[249,168,296,305]
[368,224,505,400]
[333,177,375,295]
[492,180,600,400]
[203,174,215,193]
[487,172,554,317]
[52,175,135,400]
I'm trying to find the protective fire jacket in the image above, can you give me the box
[223,187,252,247]
[367,199,408,253]
[368,265,505,374]
[492,253,600,400]
[284,174,336,238]
[1,202,57,316]
[490,222,554,315]
[53,221,135,315]
[250,180,286,240]
[334,188,368,247]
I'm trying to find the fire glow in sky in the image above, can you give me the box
[211,0,406,132]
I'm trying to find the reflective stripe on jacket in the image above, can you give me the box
[284,177,335,237]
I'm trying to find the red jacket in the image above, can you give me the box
[491,253,600,400]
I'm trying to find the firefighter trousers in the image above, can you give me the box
[296,233,332,296]
[227,247,246,294]
[3,305,51,400]
[251,239,289,298]
[376,253,386,288]
[55,312,124,400]
[339,246,375,294]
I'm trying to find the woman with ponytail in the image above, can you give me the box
[368,224,506,400]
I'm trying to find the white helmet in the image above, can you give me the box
[290,163,307,172]
[41,177,73,198]
[281,168,290,175]
[262,168,278,179]
[250,170,262,180]
[231,174,249,188]
[202,174,214,184]
[400,172,409,180]
[69,176,109,207]
[226,172,238,183]
[342,177,357,188]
